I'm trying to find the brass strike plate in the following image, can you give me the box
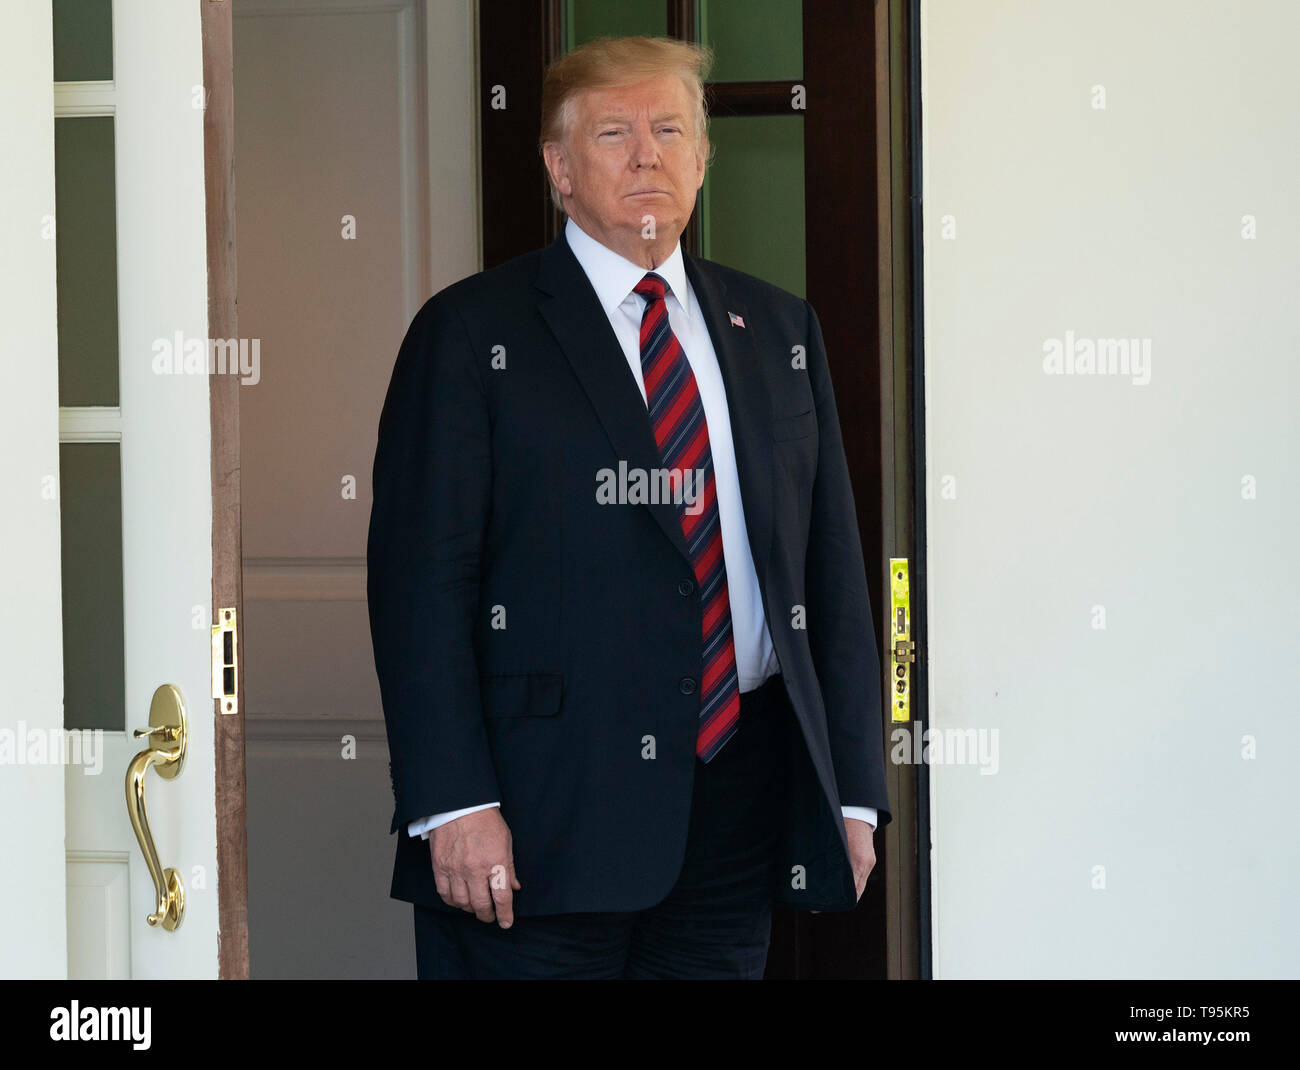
[211,607,238,715]
[889,559,913,722]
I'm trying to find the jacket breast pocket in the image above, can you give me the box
[480,671,563,718]
[772,407,817,442]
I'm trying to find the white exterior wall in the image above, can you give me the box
[922,0,1300,977]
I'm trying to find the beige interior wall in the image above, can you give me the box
[232,0,478,977]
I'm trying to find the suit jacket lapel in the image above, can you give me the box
[534,232,776,587]
[684,251,776,590]
[534,233,693,565]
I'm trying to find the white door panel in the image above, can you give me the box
[0,0,67,981]
[2,0,219,979]
[109,0,216,978]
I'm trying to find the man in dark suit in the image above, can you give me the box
[367,35,891,978]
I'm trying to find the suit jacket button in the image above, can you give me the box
[678,579,695,596]
[679,677,697,695]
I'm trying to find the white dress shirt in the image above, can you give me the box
[407,218,876,838]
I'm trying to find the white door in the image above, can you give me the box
[0,0,220,979]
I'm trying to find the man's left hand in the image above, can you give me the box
[844,817,877,902]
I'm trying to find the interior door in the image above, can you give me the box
[0,0,221,979]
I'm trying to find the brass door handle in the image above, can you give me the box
[124,684,188,931]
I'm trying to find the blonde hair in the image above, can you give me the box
[539,35,714,211]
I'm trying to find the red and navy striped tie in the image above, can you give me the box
[634,272,741,761]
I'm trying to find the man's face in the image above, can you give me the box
[544,73,708,264]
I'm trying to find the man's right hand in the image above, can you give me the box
[429,807,521,928]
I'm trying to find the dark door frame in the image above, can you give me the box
[906,0,933,982]
[477,0,930,979]
[201,0,249,980]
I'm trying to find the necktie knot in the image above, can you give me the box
[633,272,669,304]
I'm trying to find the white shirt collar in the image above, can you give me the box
[564,216,691,325]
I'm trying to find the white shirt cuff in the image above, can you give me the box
[407,802,500,840]
[841,805,877,830]
[408,802,870,839]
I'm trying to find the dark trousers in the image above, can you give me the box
[414,673,791,978]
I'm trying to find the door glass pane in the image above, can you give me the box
[700,0,802,82]
[566,0,666,50]
[700,115,805,298]
[53,0,113,82]
[60,443,126,731]
[55,116,120,407]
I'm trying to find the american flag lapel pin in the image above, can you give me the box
[728,311,745,328]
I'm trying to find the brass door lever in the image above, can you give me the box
[124,684,188,931]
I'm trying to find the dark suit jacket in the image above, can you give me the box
[366,229,892,916]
